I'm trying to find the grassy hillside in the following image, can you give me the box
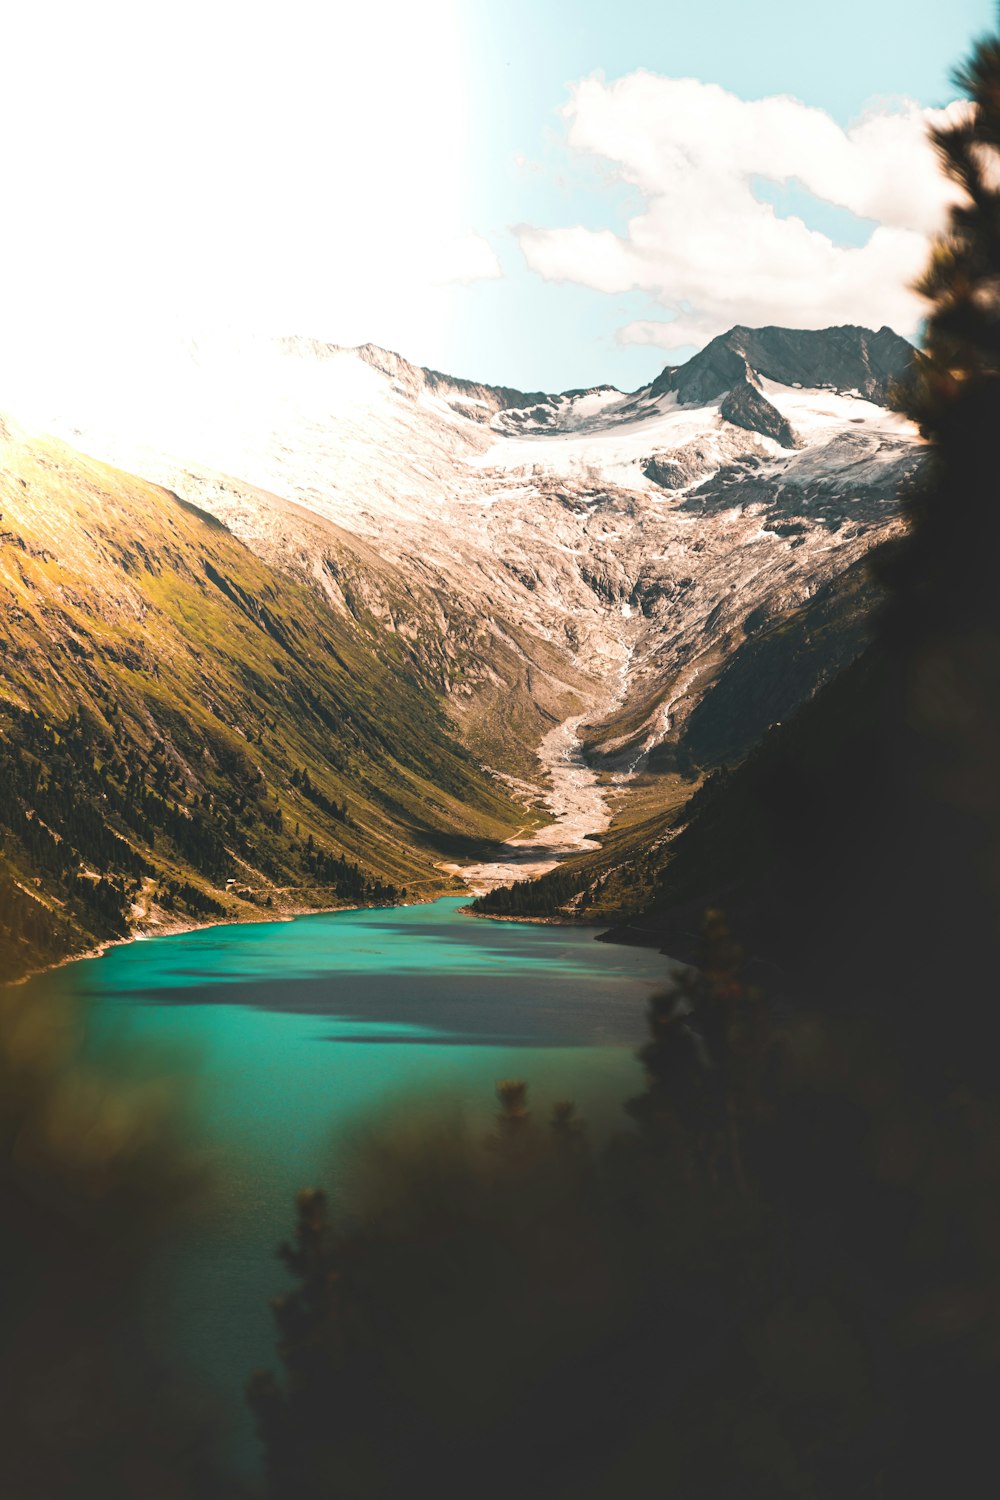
[162,468,599,790]
[0,421,524,981]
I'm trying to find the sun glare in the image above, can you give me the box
[0,0,470,434]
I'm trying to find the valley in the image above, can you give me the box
[0,323,924,973]
[51,326,921,798]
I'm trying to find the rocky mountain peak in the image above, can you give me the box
[656,323,914,411]
[637,322,915,447]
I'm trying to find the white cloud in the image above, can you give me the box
[516,72,966,348]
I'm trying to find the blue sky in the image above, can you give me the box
[443,0,995,389]
[0,0,995,424]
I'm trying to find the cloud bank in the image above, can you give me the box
[517,73,965,349]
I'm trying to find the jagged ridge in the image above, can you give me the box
[23,321,924,909]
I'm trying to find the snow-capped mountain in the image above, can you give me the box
[52,324,922,827]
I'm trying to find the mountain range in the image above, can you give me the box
[0,323,922,975]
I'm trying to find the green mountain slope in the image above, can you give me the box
[0,420,523,981]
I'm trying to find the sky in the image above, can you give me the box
[0,0,995,424]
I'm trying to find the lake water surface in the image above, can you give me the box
[38,898,672,1469]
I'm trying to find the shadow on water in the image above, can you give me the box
[15,895,672,1484]
[92,969,660,1045]
[72,899,673,1049]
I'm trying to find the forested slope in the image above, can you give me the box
[0,419,522,981]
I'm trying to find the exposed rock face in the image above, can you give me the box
[356,341,560,425]
[658,338,751,404]
[644,324,911,448]
[720,379,799,448]
[666,324,915,406]
[37,324,924,824]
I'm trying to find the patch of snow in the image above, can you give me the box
[20,333,923,894]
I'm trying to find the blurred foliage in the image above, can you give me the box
[0,978,248,1499]
[250,909,1000,1498]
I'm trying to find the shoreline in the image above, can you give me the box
[7,887,603,993]
[3,892,441,991]
[8,702,624,990]
[456,903,598,928]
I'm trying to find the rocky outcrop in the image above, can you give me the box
[720,378,799,447]
[659,324,915,408]
[663,338,754,404]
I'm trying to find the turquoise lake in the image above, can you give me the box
[34,897,673,1469]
